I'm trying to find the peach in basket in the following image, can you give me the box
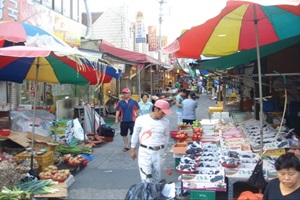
[51,173,69,182]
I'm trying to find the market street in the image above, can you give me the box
[66,93,217,199]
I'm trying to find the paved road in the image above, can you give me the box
[67,93,217,199]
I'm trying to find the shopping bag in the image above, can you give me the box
[248,160,268,189]
[72,118,87,141]
[125,180,167,200]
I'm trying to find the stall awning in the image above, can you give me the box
[78,47,137,65]
[194,35,300,71]
[98,39,168,66]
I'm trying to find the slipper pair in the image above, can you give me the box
[123,147,130,152]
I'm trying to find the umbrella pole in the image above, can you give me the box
[253,5,264,156]
[30,60,40,171]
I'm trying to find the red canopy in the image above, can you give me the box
[99,39,167,66]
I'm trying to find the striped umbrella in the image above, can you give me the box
[0,20,68,47]
[0,45,122,84]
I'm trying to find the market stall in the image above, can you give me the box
[0,129,96,199]
[171,111,297,200]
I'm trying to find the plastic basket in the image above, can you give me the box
[16,151,54,165]
[38,159,55,172]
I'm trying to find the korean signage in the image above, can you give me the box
[148,26,157,51]
[0,0,19,21]
[0,0,81,47]
[135,11,146,43]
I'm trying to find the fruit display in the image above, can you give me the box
[191,121,203,141]
[51,169,71,182]
[178,122,188,129]
[63,154,72,162]
[175,130,188,141]
[39,165,70,182]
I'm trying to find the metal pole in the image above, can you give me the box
[31,59,40,170]
[137,63,141,101]
[253,5,264,156]
[158,0,165,61]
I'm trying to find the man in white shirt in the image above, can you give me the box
[130,100,171,183]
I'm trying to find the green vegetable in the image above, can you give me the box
[0,186,33,200]
[55,144,92,154]
[16,179,58,195]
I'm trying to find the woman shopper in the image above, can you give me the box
[130,100,171,183]
[182,92,198,124]
[175,88,187,124]
[138,93,153,116]
[263,152,300,200]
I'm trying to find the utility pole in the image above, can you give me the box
[158,0,166,61]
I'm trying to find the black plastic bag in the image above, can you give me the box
[248,160,268,189]
[125,180,166,200]
[98,124,115,137]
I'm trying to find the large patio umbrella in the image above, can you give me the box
[0,46,121,84]
[163,1,300,155]
[0,20,69,47]
[0,45,121,170]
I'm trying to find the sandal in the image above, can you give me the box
[122,147,130,152]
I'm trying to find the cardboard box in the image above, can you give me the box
[26,132,53,143]
[1,131,30,147]
[173,143,187,154]
[34,183,68,198]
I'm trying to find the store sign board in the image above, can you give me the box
[14,0,81,47]
[0,0,19,21]
[263,141,289,151]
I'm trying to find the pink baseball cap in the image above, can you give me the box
[122,88,131,93]
[154,100,172,115]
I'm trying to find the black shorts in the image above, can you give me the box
[120,121,135,136]
[183,119,195,125]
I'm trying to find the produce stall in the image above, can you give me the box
[171,112,297,200]
[0,129,95,199]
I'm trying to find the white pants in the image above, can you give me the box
[176,112,183,124]
[138,146,165,183]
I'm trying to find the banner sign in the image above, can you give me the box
[148,26,157,51]
[135,11,146,43]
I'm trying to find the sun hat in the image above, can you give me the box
[154,100,172,115]
[122,88,131,93]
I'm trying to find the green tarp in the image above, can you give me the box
[194,35,300,71]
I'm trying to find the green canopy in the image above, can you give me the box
[193,35,300,71]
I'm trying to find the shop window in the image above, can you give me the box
[62,0,71,18]
[54,0,62,14]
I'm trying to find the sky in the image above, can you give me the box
[87,0,228,43]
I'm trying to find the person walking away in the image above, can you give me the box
[263,152,300,200]
[175,89,187,125]
[130,100,171,183]
[115,88,140,152]
[182,92,198,124]
[138,93,153,116]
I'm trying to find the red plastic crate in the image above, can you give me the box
[170,130,178,139]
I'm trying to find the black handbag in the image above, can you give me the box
[248,160,268,189]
